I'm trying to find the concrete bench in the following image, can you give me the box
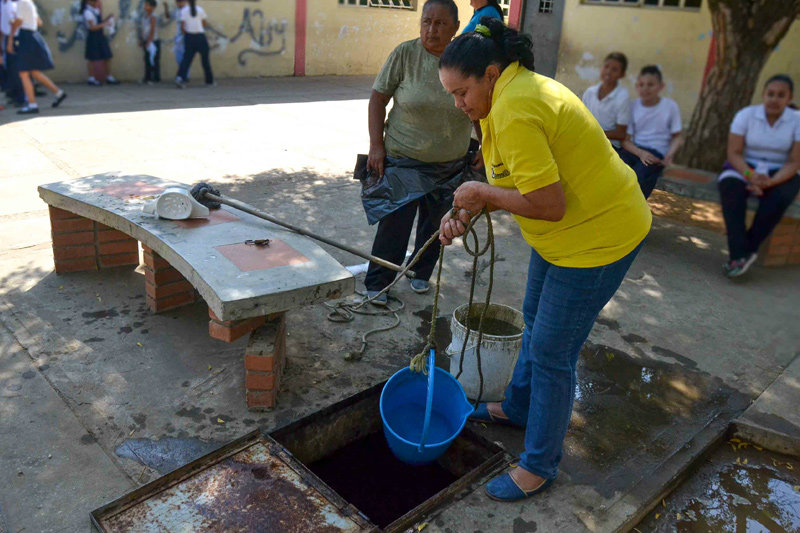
[38,174,355,410]
[652,166,800,267]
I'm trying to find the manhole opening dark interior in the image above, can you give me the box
[271,382,506,532]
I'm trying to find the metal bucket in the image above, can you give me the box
[447,303,524,402]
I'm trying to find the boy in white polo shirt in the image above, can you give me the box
[620,65,683,198]
[582,52,630,149]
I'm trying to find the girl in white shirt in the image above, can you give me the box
[718,74,800,278]
[175,0,212,87]
[581,52,630,149]
[139,0,160,83]
[10,0,66,114]
[81,0,119,85]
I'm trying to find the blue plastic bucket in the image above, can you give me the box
[380,351,475,465]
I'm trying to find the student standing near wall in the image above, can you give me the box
[139,0,160,84]
[82,0,119,85]
[175,0,212,87]
[2,0,24,107]
[163,0,190,82]
[9,0,66,114]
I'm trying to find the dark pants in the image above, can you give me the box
[718,174,800,261]
[617,146,664,199]
[177,33,212,84]
[364,192,451,291]
[4,51,25,105]
[143,40,161,82]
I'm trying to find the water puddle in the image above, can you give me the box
[636,438,800,532]
[472,343,750,497]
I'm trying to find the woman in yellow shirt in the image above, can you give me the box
[438,19,651,501]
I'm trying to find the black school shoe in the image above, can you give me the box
[52,92,67,108]
[17,105,39,114]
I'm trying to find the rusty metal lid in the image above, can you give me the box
[92,431,375,532]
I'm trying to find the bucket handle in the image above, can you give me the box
[418,349,435,453]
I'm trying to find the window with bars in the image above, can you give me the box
[498,0,511,18]
[539,0,554,13]
[338,0,415,9]
[582,0,702,9]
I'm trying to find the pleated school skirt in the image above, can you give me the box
[85,29,113,61]
[15,29,54,72]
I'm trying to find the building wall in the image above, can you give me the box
[553,0,800,123]
[304,0,473,76]
[36,0,295,82]
[34,0,473,82]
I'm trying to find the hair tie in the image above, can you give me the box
[475,24,491,38]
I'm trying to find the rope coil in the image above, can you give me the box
[327,206,495,407]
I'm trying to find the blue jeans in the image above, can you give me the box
[501,242,644,480]
[617,145,664,199]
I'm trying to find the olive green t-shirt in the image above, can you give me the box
[373,38,472,163]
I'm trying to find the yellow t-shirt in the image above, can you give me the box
[481,63,652,268]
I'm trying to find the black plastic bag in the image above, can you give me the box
[354,145,481,225]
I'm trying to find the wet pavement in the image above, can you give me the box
[636,438,800,532]
[1,79,800,532]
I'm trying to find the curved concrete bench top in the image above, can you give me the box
[39,173,355,321]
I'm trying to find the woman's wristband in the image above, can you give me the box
[743,168,753,179]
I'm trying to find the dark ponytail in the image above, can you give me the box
[189,0,197,17]
[439,17,534,78]
[80,0,88,15]
[485,0,504,18]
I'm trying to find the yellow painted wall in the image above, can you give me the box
[304,0,473,76]
[757,19,800,103]
[36,0,295,82]
[555,0,800,121]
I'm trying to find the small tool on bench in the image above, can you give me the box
[188,182,410,275]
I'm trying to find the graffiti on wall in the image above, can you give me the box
[44,0,287,66]
[208,9,288,66]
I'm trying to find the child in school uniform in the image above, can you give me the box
[82,0,119,85]
[140,0,160,83]
[582,52,630,150]
[2,0,25,107]
[175,0,212,87]
[158,0,189,81]
[9,0,66,114]
[619,65,682,199]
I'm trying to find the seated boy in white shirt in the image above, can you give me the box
[619,65,683,199]
[582,52,630,149]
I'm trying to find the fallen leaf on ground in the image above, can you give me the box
[217,418,225,424]
[208,365,212,370]
[136,342,142,347]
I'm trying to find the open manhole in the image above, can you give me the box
[635,433,800,532]
[91,383,506,532]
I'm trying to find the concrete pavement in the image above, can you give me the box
[1,78,799,532]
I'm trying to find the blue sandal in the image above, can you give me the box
[470,403,523,428]
[485,472,555,501]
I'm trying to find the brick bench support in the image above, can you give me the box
[244,313,287,411]
[142,244,197,313]
[656,167,800,268]
[49,206,139,274]
[208,309,267,343]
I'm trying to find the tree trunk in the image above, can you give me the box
[678,0,800,171]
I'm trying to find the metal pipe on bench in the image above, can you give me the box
[202,192,413,276]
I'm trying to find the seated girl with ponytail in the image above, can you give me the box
[438,18,651,501]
